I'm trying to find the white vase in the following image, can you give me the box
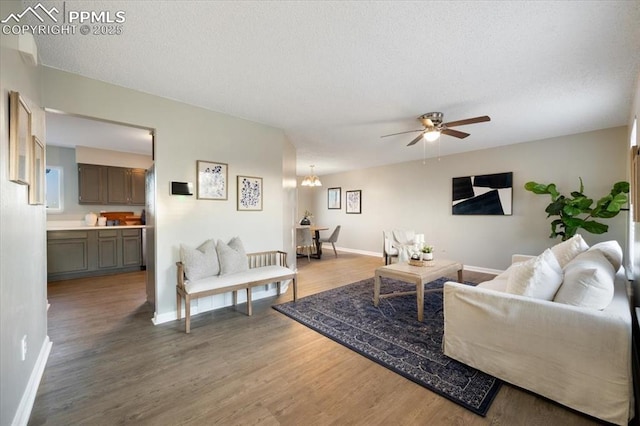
[423,252,433,261]
[84,212,97,226]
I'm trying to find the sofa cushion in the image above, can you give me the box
[505,248,563,300]
[550,234,589,268]
[217,237,249,275]
[180,239,220,281]
[588,240,623,271]
[554,250,615,310]
[185,265,294,294]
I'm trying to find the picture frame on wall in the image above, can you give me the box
[237,175,263,211]
[29,136,45,205]
[452,171,513,215]
[197,160,228,200]
[328,187,341,209]
[9,91,32,185]
[345,190,362,214]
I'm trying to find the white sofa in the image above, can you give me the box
[443,236,633,425]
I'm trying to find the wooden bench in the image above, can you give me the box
[176,250,297,333]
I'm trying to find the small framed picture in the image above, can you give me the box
[197,160,228,200]
[328,187,341,209]
[29,136,45,205]
[237,175,263,211]
[9,91,32,185]
[345,190,362,214]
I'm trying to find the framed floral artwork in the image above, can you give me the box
[197,160,228,200]
[237,175,263,211]
[29,136,45,205]
[328,187,341,209]
[346,190,361,214]
[9,91,31,185]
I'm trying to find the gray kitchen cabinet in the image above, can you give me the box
[122,229,142,266]
[47,231,89,274]
[78,163,146,206]
[78,164,107,204]
[97,229,119,269]
[47,228,143,281]
[107,167,129,204]
[130,169,146,205]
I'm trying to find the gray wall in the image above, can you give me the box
[0,1,49,424]
[41,67,297,325]
[305,126,628,271]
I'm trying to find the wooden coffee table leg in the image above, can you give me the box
[417,278,424,322]
[374,273,381,307]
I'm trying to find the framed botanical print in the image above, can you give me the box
[9,91,31,185]
[29,136,45,205]
[197,160,228,200]
[345,190,362,214]
[237,175,263,211]
[328,187,341,209]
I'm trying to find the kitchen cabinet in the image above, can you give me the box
[78,164,107,204]
[47,228,143,281]
[78,163,146,206]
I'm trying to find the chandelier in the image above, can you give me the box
[301,165,322,187]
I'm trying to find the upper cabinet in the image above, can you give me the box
[79,163,146,205]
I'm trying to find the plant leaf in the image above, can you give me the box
[524,181,549,195]
[581,221,608,234]
[612,181,630,195]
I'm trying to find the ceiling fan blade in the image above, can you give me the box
[443,115,490,128]
[441,128,470,139]
[380,129,423,138]
[407,133,424,146]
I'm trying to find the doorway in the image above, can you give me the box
[44,110,156,307]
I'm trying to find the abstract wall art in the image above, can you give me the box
[237,175,263,211]
[452,172,513,215]
[197,160,228,200]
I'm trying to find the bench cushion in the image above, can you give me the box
[185,265,294,294]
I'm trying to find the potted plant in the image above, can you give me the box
[421,244,434,261]
[524,178,629,241]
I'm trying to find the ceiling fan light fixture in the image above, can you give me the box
[423,129,441,142]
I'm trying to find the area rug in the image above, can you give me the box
[273,277,501,416]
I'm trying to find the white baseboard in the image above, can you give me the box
[12,336,52,426]
[464,265,503,275]
[323,244,381,258]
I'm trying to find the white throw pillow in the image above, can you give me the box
[505,249,563,300]
[550,234,589,268]
[180,239,220,281]
[554,250,615,310]
[217,237,249,275]
[587,240,623,271]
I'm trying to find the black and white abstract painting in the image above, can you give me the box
[452,172,513,215]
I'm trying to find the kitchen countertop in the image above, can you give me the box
[47,220,146,231]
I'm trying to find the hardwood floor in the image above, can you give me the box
[29,252,602,425]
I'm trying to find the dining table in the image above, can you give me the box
[296,225,329,259]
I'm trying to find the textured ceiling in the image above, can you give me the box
[24,0,640,176]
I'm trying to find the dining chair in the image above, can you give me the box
[296,227,314,262]
[383,230,399,265]
[318,225,341,258]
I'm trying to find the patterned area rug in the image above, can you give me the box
[273,277,501,416]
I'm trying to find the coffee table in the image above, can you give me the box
[374,259,463,322]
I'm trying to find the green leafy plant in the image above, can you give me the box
[421,245,434,253]
[524,178,629,241]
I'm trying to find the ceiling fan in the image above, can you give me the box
[381,112,491,146]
